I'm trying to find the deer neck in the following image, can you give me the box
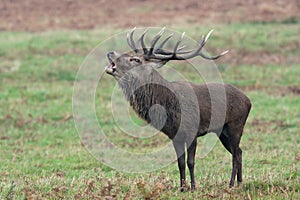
[117,68,170,121]
[118,68,169,100]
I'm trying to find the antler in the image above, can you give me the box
[127,27,228,61]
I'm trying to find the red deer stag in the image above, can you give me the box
[105,27,251,191]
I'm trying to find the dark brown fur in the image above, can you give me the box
[106,50,251,191]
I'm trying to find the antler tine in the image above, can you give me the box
[204,29,214,43]
[148,27,165,55]
[164,32,201,58]
[172,32,185,54]
[177,45,187,51]
[153,48,193,56]
[137,28,148,54]
[195,30,229,60]
[155,33,173,51]
[199,50,229,60]
[220,50,229,56]
[192,29,214,53]
[192,35,206,54]
[146,32,203,60]
[126,33,134,50]
[170,30,215,60]
[126,27,228,61]
[176,46,194,54]
[177,45,194,53]
[129,27,139,53]
[150,32,185,59]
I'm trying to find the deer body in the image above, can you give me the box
[105,28,251,191]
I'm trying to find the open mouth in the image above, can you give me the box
[105,58,117,75]
[105,53,117,75]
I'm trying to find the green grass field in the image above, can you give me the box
[0,21,299,199]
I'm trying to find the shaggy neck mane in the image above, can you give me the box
[117,69,175,125]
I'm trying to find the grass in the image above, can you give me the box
[0,21,299,199]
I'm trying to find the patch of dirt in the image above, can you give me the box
[249,119,293,134]
[288,86,300,95]
[239,85,300,97]
[0,112,73,131]
[0,136,10,140]
[220,48,300,67]
[0,0,299,31]
[250,119,290,128]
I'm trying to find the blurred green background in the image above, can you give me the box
[0,0,299,199]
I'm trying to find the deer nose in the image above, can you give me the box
[107,51,115,58]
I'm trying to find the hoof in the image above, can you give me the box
[191,185,196,192]
[180,187,187,192]
[237,181,242,187]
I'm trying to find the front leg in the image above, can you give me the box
[187,139,197,191]
[173,140,186,192]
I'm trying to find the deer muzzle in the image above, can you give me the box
[105,51,117,75]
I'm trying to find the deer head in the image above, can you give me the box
[105,27,228,80]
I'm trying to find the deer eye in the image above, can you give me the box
[130,57,141,63]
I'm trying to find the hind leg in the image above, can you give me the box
[236,147,242,185]
[219,124,243,188]
[187,139,197,191]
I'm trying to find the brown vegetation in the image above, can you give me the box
[0,0,299,31]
